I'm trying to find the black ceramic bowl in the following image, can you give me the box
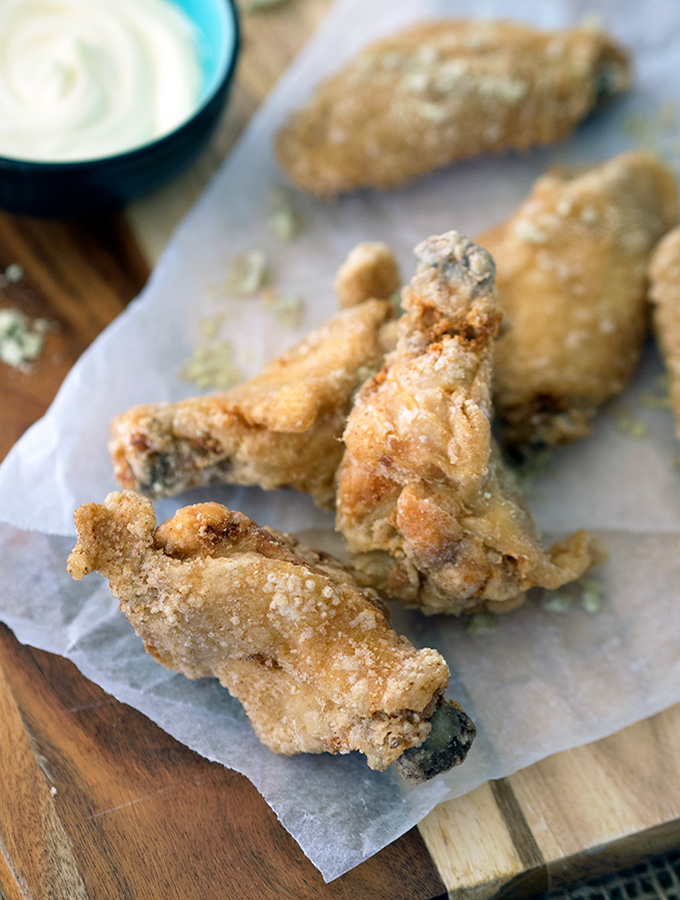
[0,0,240,218]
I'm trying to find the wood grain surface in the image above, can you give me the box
[0,214,149,453]
[1,2,680,899]
[0,625,446,900]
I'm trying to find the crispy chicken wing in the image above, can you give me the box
[336,231,600,615]
[649,226,680,437]
[110,300,394,509]
[334,242,401,309]
[67,491,475,779]
[276,20,630,196]
[480,151,679,451]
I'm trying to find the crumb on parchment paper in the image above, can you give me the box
[541,592,573,614]
[615,413,648,440]
[268,186,304,242]
[578,576,605,614]
[180,245,308,387]
[640,374,671,410]
[224,250,271,296]
[467,613,499,635]
[179,341,244,390]
[540,574,605,616]
[260,288,305,328]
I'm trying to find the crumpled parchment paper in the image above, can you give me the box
[1,0,680,882]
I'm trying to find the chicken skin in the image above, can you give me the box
[336,231,601,615]
[649,227,680,437]
[480,151,679,451]
[277,19,630,196]
[110,300,394,509]
[67,491,475,780]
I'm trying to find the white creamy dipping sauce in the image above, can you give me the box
[0,0,202,162]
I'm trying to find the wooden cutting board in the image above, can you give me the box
[1,3,680,898]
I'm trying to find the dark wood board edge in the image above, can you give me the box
[495,818,680,900]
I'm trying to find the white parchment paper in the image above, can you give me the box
[1,0,680,882]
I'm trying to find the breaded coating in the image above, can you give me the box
[336,231,600,615]
[649,227,680,437]
[67,491,475,778]
[334,242,401,309]
[110,300,394,509]
[479,151,679,451]
[276,20,630,196]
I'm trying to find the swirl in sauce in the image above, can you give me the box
[0,0,202,162]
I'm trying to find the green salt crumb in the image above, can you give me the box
[260,289,305,329]
[0,308,49,369]
[466,613,499,635]
[616,416,648,440]
[640,374,671,409]
[622,102,680,152]
[179,341,243,390]
[5,263,23,283]
[542,593,573,614]
[578,576,605,615]
[225,250,270,296]
[268,187,304,242]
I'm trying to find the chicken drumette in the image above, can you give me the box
[336,231,601,615]
[68,491,475,780]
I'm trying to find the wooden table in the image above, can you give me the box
[1,3,680,898]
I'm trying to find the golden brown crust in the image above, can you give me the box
[67,491,473,774]
[480,151,679,450]
[276,20,630,196]
[334,242,401,309]
[335,231,601,615]
[649,227,680,437]
[109,300,394,509]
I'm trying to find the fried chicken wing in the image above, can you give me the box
[110,300,394,509]
[649,227,680,437]
[336,231,600,615]
[334,242,401,309]
[276,20,630,196]
[67,491,475,779]
[479,151,679,451]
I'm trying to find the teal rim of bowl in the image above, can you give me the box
[173,0,238,108]
[0,0,240,171]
